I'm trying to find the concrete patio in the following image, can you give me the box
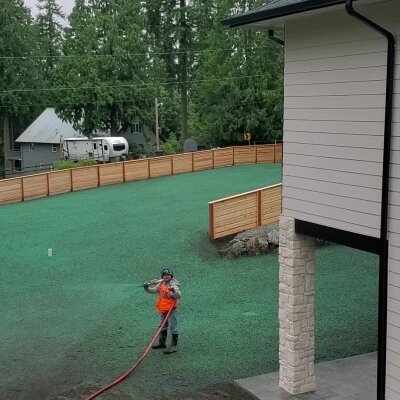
[235,352,377,400]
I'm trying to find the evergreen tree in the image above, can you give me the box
[35,0,65,74]
[0,0,42,174]
[53,0,155,136]
[144,0,195,142]
[190,0,283,146]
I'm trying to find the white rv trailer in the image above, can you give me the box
[63,137,129,162]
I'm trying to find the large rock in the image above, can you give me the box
[219,223,279,258]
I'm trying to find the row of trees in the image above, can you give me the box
[1,0,283,163]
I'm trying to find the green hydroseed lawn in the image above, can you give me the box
[0,164,377,400]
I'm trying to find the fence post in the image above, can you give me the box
[171,155,174,175]
[192,152,194,172]
[46,173,50,196]
[273,144,276,163]
[211,149,215,169]
[257,190,262,226]
[21,177,25,201]
[233,146,235,165]
[122,161,126,182]
[147,158,151,179]
[255,145,258,164]
[70,169,74,192]
[97,165,101,187]
[209,202,215,240]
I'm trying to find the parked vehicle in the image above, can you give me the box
[63,137,129,162]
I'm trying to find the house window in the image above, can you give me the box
[131,123,142,134]
[29,143,35,151]
[52,144,57,152]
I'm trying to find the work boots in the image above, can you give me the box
[164,333,178,354]
[152,329,167,349]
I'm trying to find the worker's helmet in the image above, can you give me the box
[161,268,173,278]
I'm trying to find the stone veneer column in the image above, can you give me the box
[278,215,316,394]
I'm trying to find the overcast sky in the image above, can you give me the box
[24,0,74,16]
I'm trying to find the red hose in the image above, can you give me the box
[83,303,176,400]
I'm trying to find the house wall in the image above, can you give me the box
[283,1,400,398]
[119,123,155,153]
[21,143,62,169]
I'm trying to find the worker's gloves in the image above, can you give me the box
[169,288,176,298]
[143,284,149,291]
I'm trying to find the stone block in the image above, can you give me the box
[306,275,314,291]
[288,294,305,306]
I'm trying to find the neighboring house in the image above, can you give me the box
[12,108,84,176]
[10,109,154,177]
[223,1,399,399]
[118,122,156,153]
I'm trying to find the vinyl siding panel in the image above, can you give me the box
[283,3,400,395]
[283,4,389,239]
[389,3,400,394]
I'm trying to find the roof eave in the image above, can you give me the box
[221,0,345,28]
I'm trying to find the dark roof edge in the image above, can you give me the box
[221,0,346,28]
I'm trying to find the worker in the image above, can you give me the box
[144,268,181,354]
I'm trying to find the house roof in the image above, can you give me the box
[221,0,349,28]
[16,108,84,144]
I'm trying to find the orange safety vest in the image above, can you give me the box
[156,282,178,313]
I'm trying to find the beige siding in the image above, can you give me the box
[283,4,390,238]
[388,2,400,396]
[283,1,400,396]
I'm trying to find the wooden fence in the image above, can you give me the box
[209,183,282,240]
[0,144,282,206]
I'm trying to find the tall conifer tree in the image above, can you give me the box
[53,0,155,136]
[0,0,42,174]
[35,0,65,74]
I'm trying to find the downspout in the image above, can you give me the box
[345,1,396,399]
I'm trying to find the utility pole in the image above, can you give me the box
[155,98,160,151]
[179,0,188,142]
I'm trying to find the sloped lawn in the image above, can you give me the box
[0,163,377,400]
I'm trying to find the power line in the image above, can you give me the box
[0,45,275,60]
[0,97,273,110]
[0,73,267,95]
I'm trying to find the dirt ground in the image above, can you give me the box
[161,383,259,400]
[51,382,259,400]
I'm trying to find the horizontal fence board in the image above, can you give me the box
[261,211,281,225]
[0,145,280,206]
[210,184,282,239]
[213,148,234,168]
[261,185,282,225]
[193,150,213,171]
[0,178,22,204]
[48,170,71,195]
[214,218,258,237]
[234,147,256,164]
[99,163,124,186]
[215,210,258,228]
[124,159,149,182]
[214,195,257,212]
[275,144,283,162]
[23,174,48,200]
[150,157,172,178]
[173,153,193,174]
[71,166,99,191]
[257,145,275,163]
[215,207,258,224]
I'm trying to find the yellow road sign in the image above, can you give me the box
[244,132,251,141]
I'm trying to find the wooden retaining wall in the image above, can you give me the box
[209,183,282,239]
[0,144,282,206]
